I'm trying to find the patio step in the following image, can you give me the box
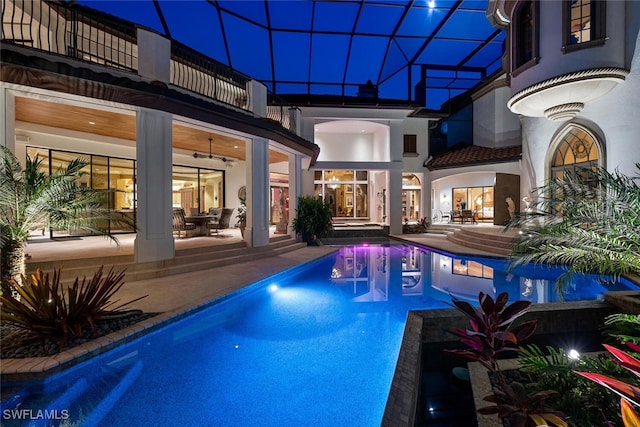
[446,228,517,256]
[25,235,305,284]
[426,224,461,236]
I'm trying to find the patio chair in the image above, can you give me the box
[208,207,223,223]
[461,209,475,224]
[209,207,234,236]
[172,208,197,238]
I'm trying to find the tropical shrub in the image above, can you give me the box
[292,196,333,245]
[603,313,640,348]
[444,292,567,427]
[0,266,146,350]
[508,164,640,284]
[0,146,134,293]
[575,342,640,426]
[518,344,631,425]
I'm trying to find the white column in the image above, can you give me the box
[134,109,175,262]
[388,121,404,234]
[247,80,267,117]
[246,137,270,247]
[288,153,302,238]
[137,28,170,84]
[424,172,432,223]
[0,88,16,152]
[388,168,403,234]
[288,107,301,135]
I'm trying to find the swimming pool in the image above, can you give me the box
[1,243,636,426]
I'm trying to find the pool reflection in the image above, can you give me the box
[329,244,632,305]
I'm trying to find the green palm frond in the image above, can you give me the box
[1,146,136,282]
[518,344,574,376]
[509,164,640,281]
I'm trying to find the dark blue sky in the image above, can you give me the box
[77,0,504,108]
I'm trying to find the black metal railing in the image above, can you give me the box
[1,0,138,72]
[267,95,300,133]
[171,40,250,110]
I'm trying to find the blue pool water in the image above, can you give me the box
[2,243,637,426]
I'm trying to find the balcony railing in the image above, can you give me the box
[2,0,138,72]
[1,0,299,132]
[170,40,250,110]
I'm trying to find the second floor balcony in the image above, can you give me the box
[1,0,299,134]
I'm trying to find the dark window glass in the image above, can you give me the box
[564,0,605,49]
[516,1,534,67]
[403,134,417,154]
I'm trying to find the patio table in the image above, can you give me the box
[184,214,216,236]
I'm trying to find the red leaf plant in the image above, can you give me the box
[444,291,567,427]
[575,342,640,426]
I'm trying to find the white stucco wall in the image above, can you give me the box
[473,84,521,149]
[521,24,640,197]
[429,162,522,215]
[510,0,627,94]
[315,132,376,162]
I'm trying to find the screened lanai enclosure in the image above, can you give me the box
[65,0,505,110]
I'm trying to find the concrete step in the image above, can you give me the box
[25,236,304,284]
[455,229,515,249]
[446,228,516,256]
[426,224,460,236]
[324,236,390,245]
[331,225,389,239]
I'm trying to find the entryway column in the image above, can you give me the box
[245,137,270,247]
[288,153,302,238]
[134,108,175,262]
[388,168,403,234]
[388,120,404,235]
[0,88,16,152]
[424,173,432,224]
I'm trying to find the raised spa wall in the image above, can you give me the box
[381,297,625,427]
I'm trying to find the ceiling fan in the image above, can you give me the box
[193,137,235,165]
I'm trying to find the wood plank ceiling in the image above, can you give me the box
[15,97,288,163]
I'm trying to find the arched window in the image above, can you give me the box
[550,124,604,195]
[551,125,600,183]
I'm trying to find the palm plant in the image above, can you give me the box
[508,164,640,282]
[292,196,333,245]
[0,146,133,293]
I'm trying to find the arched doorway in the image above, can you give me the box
[402,173,421,222]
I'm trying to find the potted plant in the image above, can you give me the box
[292,196,333,245]
[236,197,247,238]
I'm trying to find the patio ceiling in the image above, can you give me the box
[15,97,289,163]
[71,0,505,110]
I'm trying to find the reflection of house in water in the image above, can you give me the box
[401,245,423,295]
[452,259,493,279]
[431,254,496,301]
[331,245,388,302]
[519,277,551,303]
[329,245,614,307]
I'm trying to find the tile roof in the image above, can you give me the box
[425,145,522,170]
